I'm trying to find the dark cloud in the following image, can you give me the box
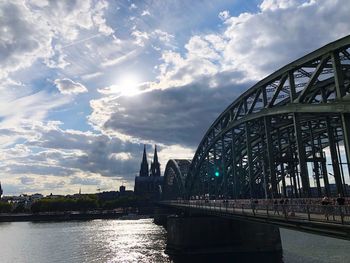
[25,124,145,179]
[7,163,72,176]
[102,78,249,147]
[0,2,40,65]
[20,176,35,185]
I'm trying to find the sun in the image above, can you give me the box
[114,73,141,96]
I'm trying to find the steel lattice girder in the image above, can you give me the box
[185,35,350,199]
[163,159,191,199]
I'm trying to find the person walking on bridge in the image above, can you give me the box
[273,199,279,215]
[336,194,346,218]
[321,196,330,220]
[336,194,345,206]
[251,199,258,215]
[279,199,285,216]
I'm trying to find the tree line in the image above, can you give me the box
[0,195,145,213]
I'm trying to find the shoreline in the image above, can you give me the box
[0,211,151,222]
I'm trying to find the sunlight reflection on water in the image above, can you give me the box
[0,219,348,263]
[0,219,171,263]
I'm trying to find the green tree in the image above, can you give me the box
[0,201,12,213]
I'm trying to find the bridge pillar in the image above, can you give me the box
[153,206,177,227]
[166,215,282,258]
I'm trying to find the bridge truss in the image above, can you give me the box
[183,36,350,199]
[162,159,191,200]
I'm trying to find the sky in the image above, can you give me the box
[1,0,350,195]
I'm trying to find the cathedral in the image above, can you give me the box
[134,145,163,199]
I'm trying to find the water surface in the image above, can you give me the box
[0,219,348,263]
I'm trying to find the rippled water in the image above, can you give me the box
[0,219,170,263]
[0,219,348,263]
[281,228,349,263]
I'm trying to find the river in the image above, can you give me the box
[0,219,348,263]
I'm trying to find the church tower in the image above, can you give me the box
[139,145,149,177]
[0,181,3,199]
[150,145,161,177]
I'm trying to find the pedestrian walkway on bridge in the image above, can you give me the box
[159,199,350,240]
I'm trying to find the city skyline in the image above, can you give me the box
[1,0,350,195]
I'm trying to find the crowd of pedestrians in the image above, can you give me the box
[255,195,348,219]
[189,194,348,221]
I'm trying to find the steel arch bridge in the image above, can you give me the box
[162,159,191,200]
[164,35,350,200]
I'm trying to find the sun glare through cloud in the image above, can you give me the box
[114,73,141,96]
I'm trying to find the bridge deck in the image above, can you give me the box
[159,200,350,241]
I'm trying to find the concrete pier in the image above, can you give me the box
[165,215,282,256]
[153,206,177,227]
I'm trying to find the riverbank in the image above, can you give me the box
[0,211,135,222]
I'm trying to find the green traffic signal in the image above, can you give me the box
[215,171,220,177]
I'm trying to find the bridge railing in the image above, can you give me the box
[161,200,350,225]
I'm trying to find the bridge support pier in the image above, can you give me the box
[153,206,178,227]
[166,215,282,258]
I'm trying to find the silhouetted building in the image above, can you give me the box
[0,181,2,199]
[120,185,126,193]
[134,145,163,200]
[150,145,161,177]
[139,145,149,177]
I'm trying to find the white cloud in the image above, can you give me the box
[0,0,113,80]
[131,30,150,46]
[0,91,70,146]
[129,3,137,10]
[158,145,194,169]
[28,0,114,39]
[141,10,151,16]
[91,0,115,36]
[152,43,220,89]
[81,71,103,80]
[259,0,299,11]
[0,1,52,79]
[218,10,230,21]
[220,0,350,79]
[109,152,132,161]
[149,0,350,90]
[151,29,175,45]
[130,29,175,48]
[54,78,88,95]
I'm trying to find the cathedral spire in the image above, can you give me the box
[142,144,147,163]
[150,145,160,177]
[153,145,159,164]
[139,145,149,177]
[0,181,3,199]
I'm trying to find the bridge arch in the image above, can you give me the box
[162,159,191,200]
[185,35,350,199]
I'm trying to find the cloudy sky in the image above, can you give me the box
[1,0,350,195]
